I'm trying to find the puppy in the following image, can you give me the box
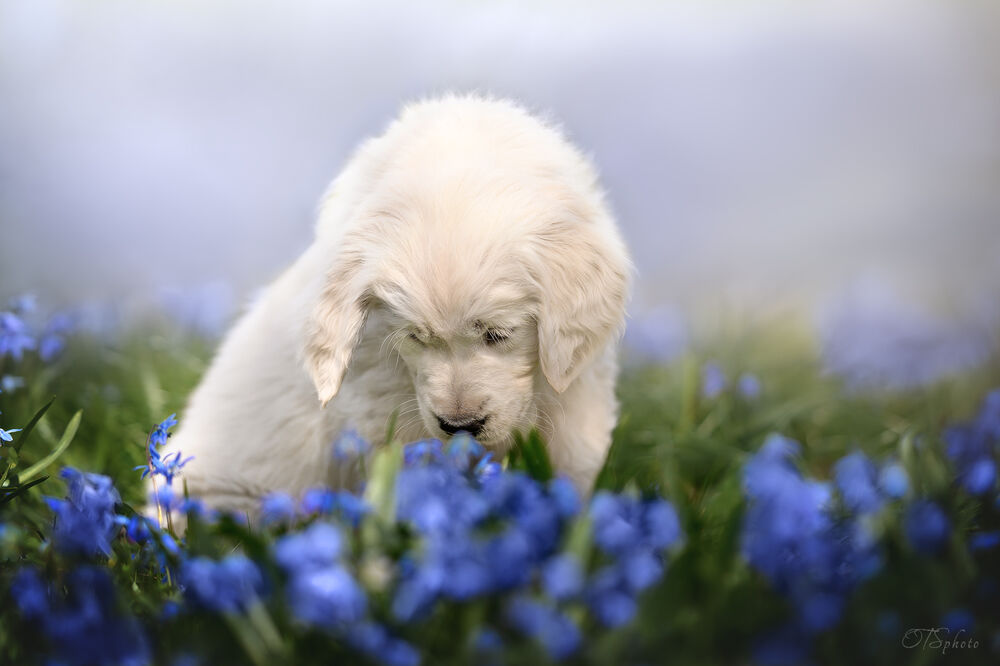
[158,94,631,514]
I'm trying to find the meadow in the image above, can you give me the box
[1,295,998,665]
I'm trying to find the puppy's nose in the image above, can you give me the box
[436,415,487,438]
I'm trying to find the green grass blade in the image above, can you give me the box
[20,410,82,482]
[12,396,56,454]
[0,474,50,505]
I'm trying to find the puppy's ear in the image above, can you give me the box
[532,218,630,394]
[305,249,371,407]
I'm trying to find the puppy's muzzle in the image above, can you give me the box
[436,414,488,438]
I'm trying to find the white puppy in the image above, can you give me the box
[158,94,631,514]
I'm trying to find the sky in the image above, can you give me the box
[2,0,998,322]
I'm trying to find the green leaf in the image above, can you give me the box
[0,474,49,505]
[12,396,55,454]
[510,429,553,482]
[20,410,82,482]
[364,439,404,525]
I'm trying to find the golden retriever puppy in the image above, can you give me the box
[158,94,631,514]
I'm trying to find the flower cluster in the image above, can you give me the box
[944,390,1000,495]
[587,492,681,626]
[11,566,150,665]
[816,282,991,390]
[46,468,122,557]
[180,554,264,612]
[137,413,191,485]
[701,360,762,401]
[741,435,883,654]
[0,294,76,363]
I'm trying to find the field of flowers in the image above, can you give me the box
[1,294,999,665]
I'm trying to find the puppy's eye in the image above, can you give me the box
[483,329,511,346]
[407,332,424,345]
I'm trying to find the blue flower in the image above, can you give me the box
[816,282,989,390]
[138,414,189,484]
[0,311,35,360]
[150,414,179,449]
[945,422,997,495]
[300,488,369,526]
[585,565,637,627]
[47,468,122,556]
[878,462,909,499]
[904,500,951,554]
[834,451,884,514]
[541,554,583,601]
[474,452,502,482]
[741,437,878,635]
[738,373,762,399]
[275,522,366,627]
[348,622,420,666]
[333,429,371,460]
[1,374,25,393]
[751,625,811,666]
[701,361,727,399]
[275,522,343,570]
[286,564,367,627]
[0,424,22,443]
[137,450,193,484]
[17,565,150,665]
[38,311,76,362]
[547,477,581,518]
[180,555,263,612]
[11,567,48,618]
[970,530,1000,551]
[8,293,36,313]
[941,608,974,633]
[507,596,581,659]
[260,492,297,525]
[125,516,153,544]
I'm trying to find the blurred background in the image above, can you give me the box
[2,0,999,376]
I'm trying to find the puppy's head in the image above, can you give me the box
[305,95,630,448]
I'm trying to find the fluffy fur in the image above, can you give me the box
[157,94,631,514]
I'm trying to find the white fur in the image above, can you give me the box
[157,94,631,514]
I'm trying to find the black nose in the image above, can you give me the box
[436,415,487,437]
